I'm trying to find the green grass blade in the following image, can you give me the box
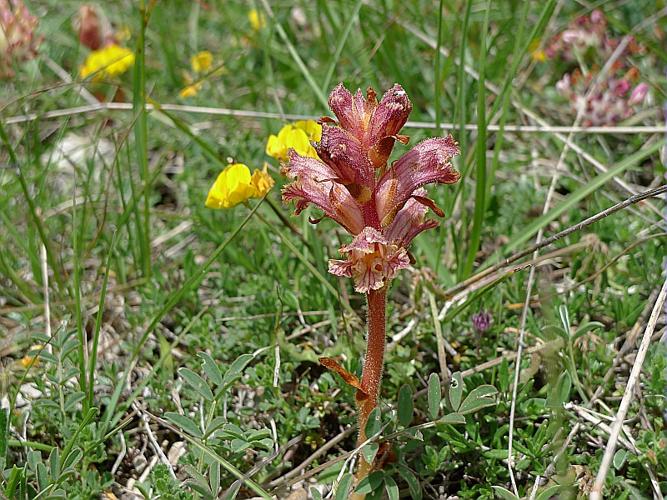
[462,1,491,278]
[86,232,118,411]
[133,0,152,278]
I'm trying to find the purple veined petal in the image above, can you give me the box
[282,150,339,183]
[328,227,410,293]
[315,124,374,186]
[375,136,460,226]
[366,83,412,147]
[282,154,365,235]
[328,83,356,131]
[384,191,440,247]
[328,83,377,140]
[328,258,353,278]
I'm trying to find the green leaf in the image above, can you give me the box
[62,447,83,471]
[558,305,571,336]
[458,385,498,415]
[449,372,463,411]
[36,461,48,490]
[613,449,628,470]
[536,484,566,500]
[428,373,441,420]
[440,413,466,425]
[355,471,383,494]
[547,371,571,408]
[311,487,323,500]
[48,447,59,479]
[365,408,381,438]
[198,352,223,387]
[385,476,399,500]
[572,321,604,341]
[492,485,520,499]
[397,384,414,427]
[221,353,254,389]
[5,466,22,499]
[335,473,354,500]
[362,442,379,465]
[398,465,422,500]
[209,462,220,494]
[231,439,250,453]
[179,368,214,402]
[205,416,228,438]
[164,412,203,438]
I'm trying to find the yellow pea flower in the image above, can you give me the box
[80,44,134,81]
[265,120,321,161]
[251,163,275,197]
[20,344,43,369]
[191,50,213,73]
[248,8,266,31]
[179,83,201,98]
[206,163,274,209]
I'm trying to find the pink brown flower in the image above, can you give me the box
[282,83,460,293]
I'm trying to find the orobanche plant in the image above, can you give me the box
[282,83,461,489]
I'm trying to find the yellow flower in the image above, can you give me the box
[531,49,546,62]
[206,163,274,209]
[191,50,213,73]
[20,344,43,369]
[265,120,321,161]
[528,39,546,62]
[248,8,266,31]
[179,82,202,98]
[251,163,274,197]
[80,44,134,81]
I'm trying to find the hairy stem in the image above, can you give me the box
[353,286,387,494]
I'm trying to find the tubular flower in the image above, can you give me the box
[0,0,41,78]
[80,43,134,81]
[282,83,460,292]
[266,120,322,161]
[206,163,274,209]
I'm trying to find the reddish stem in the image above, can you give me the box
[353,286,387,492]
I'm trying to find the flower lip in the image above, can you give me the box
[328,226,410,293]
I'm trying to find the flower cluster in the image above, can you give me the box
[471,311,493,333]
[0,0,41,78]
[282,83,460,292]
[266,120,322,161]
[80,43,134,81]
[545,10,649,126]
[206,163,274,209]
